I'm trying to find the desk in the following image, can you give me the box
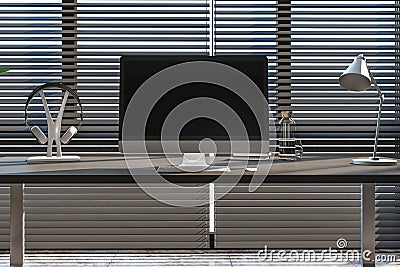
[0,155,398,183]
[1,155,398,267]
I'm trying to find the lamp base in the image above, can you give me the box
[27,155,81,164]
[352,157,397,166]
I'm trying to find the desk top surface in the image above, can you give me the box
[0,155,398,183]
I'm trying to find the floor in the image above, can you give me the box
[0,251,398,266]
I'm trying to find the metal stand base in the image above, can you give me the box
[352,157,397,166]
[27,155,81,164]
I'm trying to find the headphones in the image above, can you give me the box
[25,82,83,145]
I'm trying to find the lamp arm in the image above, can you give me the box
[368,68,384,159]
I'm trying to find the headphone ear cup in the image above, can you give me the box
[61,126,78,144]
[31,126,48,144]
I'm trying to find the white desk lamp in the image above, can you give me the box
[339,54,397,166]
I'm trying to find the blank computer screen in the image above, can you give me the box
[119,56,268,141]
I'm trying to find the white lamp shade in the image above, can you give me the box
[339,54,371,91]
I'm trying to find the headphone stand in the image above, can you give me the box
[26,88,81,164]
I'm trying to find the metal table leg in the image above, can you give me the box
[209,183,215,249]
[361,183,375,267]
[10,184,24,267]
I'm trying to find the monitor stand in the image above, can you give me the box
[179,153,211,172]
[157,153,230,173]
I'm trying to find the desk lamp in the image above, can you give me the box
[339,54,397,165]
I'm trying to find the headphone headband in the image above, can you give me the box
[25,82,83,130]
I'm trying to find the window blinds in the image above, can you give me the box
[69,0,210,153]
[23,184,209,249]
[215,184,361,249]
[214,0,278,113]
[376,183,400,250]
[0,0,210,154]
[0,0,398,155]
[0,0,62,154]
[290,0,400,155]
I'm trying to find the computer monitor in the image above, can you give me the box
[119,55,271,159]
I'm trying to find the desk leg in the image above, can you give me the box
[361,183,375,267]
[10,184,25,267]
[209,183,215,249]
